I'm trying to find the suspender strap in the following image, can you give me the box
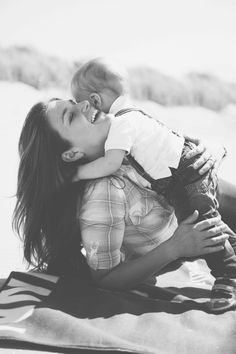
[115,108,166,126]
[115,108,153,120]
[114,107,155,184]
[126,154,155,184]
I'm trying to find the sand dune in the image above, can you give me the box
[0,82,235,277]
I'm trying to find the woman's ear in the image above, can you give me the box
[61,147,85,162]
[89,93,102,109]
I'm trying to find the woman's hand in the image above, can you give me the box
[170,210,229,259]
[88,210,229,291]
[184,135,226,175]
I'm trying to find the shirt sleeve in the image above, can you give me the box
[105,116,134,153]
[78,178,126,270]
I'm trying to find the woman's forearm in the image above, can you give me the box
[95,238,178,290]
[94,211,230,290]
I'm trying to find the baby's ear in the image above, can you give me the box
[61,148,85,162]
[89,93,102,109]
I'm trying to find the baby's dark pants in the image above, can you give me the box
[148,140,236,278]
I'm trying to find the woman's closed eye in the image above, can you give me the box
[68,112,74,124]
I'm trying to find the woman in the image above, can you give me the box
[13,98,236,312]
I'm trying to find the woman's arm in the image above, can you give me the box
[91,211,229,290]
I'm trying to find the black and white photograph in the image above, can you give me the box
[0,1,236,353]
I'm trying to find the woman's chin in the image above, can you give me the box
[94,112,112,125]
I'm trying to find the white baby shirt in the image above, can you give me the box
[105,97,184,179]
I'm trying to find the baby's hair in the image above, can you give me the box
[71,57,128,101]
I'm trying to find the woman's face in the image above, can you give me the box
[46,99,111,159]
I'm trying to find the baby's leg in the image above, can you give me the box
[172,173,236,312]
[184,174,236,279]
[217,178,236,234]
[171,143,236,276]
[172,143,236,312]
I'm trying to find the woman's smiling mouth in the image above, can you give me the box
[87,107,112,125]
[90,110,100,123]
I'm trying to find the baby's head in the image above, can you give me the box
[71,57,128,113]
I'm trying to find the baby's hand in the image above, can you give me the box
[72,166,82,182]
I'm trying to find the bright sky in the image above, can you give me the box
[0,0,236,81]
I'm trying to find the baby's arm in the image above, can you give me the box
[74,149,126,181]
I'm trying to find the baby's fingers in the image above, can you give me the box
[72,174,80,183]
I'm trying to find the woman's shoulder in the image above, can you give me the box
[77,176,126,221]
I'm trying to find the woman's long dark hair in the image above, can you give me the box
[13,99,90,279]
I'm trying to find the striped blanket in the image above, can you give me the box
[0,261,236,354]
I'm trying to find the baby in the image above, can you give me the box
[70,58,223,218]
[69,57,236,312]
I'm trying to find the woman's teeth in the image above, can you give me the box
[91,110,97,123]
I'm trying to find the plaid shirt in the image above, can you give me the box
[78,165,177,270]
